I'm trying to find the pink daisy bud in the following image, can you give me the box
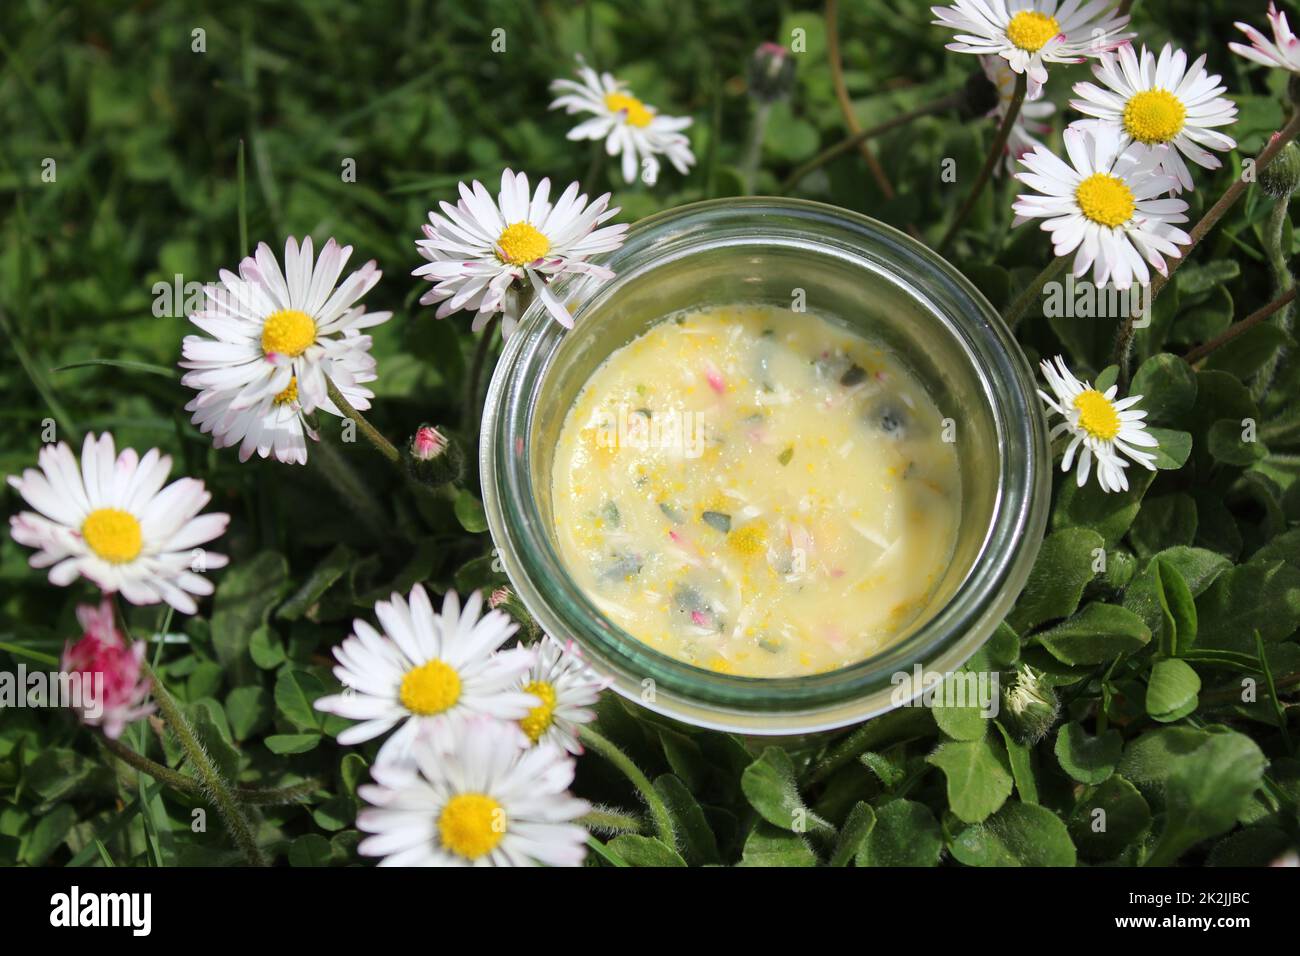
[60,599,154,739]
[412,424,448,461]
[488,586,513,610]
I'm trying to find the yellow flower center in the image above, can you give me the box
[1122,89,1186,145]
[398,659,461,715]
[1073,389,1121,440]
[604,91,653,127]
[520,680,557,744]
[82,508,143,564]
[273,376,299,406]
[1075,172,1136,228]
[1005,11,1060,52]
[496,222,551,266]
[438,793,506,860]
[260,309,316,358]
[728,521,769,558]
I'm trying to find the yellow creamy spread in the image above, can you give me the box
[551,304,960,677]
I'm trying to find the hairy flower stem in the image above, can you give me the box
[1114,110,1300,383]
[1184,288,1298,365]
[326,378,402,467]
[1252,195,1295,400]
[938,71,1026,255]
[464,315,500,442]
[140,661,266,866]
[577,725,675,847]
[740,100,773,195]
[578,806,646,836]
[826,0,895,200]
[1004,255,1071,328]
[779,91,963,194]
[100,737,318,805]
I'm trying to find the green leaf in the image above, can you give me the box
[1152,557,1197,656]
[276,544,355,621]
[1146,427,1193,470]
[856,800,942,867]
[274,667,327,731]
[1131,353,1197,425]
[1055,721,1122,785]
[265,733,322,755]
[1068,775,1152,862]
[926,738,1013,824]
[1032,602,1151,665]
[995,721,1039,805]
[1145,658,1201,723]
[211,551,289,682]
[453,489,488,533]
[741,747,832,834]
[1207,418,1266,466]
[932,670,991,741]
[288,833,333,867]
[830,802,876,866]
[21,803,76,865]
[738,823,817,867]
[224,685,271,742]
[1176,258,1240,296]
[1146,732,1267,866]
[949,801,1076,867]
[1052,471,1153,547]
[1197,559,1300,652]
[653,775,719,866]
[608,834,687,867]
[1118,726,1213,800]
[248,625,286,670]
[1007,528,1105,633]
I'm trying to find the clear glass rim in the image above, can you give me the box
[481,197,1049,734]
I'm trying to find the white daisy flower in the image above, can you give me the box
[1038,355,1159,493]
[8,433,229,614]
[1070,43,1238,193]
[183,345,377,466]
[982,55,1056,174]
[357,717,589,867]
[1231,3,1300,73]
[314,585,538,765]
[180,236,390,464]
[1013,125,1191,289]
[517,635,609,754]
[549,61,696,185]
[931,0,1134,96]
[413,169,629,336]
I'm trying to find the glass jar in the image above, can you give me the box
[480,198,1049,735]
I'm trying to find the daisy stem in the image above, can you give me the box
[139,660,267,866]
[464,316,500,441]
[100,736,318,805]
[1251,194,1295,399]
[325,378,402,467]
[1149,110,1300,304]
[1004,254,1070,328]
[1183,288,1298,365]
[938,71,1026,255]
[1117,110,1300,382]
[779,91,964,194]
[740,100,773,195]
[826,0,896,200]
[577,725,675,847]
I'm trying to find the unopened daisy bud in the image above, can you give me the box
[1098,549,1137,592]
[488,586,512,610]
[748,42,796,104]
[1001,663,1059,744]
[1260,140,1300,199]
[404,424,463,487]
[61,599,155,739]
